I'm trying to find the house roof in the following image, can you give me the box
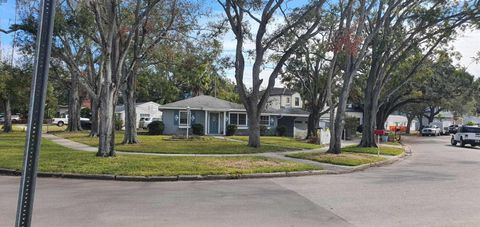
[267,87,294,96]
[115,101,161,112]
[160,95,309,117]
[264,108,309,117]
[159,95,244,110]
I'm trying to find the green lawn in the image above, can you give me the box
[287,152,386,166]
[0,132,320,176]
[342,145,404,156]
[230,136,324,149]
[53,132,312,154]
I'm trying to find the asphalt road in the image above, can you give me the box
[2,135,480,227]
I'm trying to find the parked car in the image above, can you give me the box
[451,126,480,147]
[139,117,162,129]
[0,114,20,123]
[421,125,441,136]
[52,115,90,127]
[448,124,461,134]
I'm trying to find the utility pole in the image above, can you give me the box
[15,0,56,226]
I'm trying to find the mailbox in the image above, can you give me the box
[374,129,386,135]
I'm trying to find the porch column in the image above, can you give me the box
[223,112,227,135]
[204,110,208,135]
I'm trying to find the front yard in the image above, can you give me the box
[53,132,323,154]
[230,136,324,149]
[0,132,320,176]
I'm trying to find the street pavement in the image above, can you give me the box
[2,135,480,226]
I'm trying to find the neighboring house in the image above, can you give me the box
[266,87,303,109]
[115,101,162,128]
[159,95,310,137]
[384,114,417,132]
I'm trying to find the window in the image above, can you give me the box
[179,111,188,126]
[260,116,270,126]
[295,97,300,106]
[140,113,150,118]
[229,113,247,126]
[286,97,290,104]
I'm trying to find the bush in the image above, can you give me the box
[260,125,269,136]
[308,136,319,144]
[226,124,237,136]
[276,125,287,136]
[466,121,477,126]
[147,121,164,135]
[114,118,123,131]
[191,123,204,135]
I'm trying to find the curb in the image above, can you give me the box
[0,146,410,182]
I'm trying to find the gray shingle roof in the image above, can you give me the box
[268,87,294,96]
[264,108,309,116]
[159,95,244,110]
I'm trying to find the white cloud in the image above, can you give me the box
[451,29,480,77]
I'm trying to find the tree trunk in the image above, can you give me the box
[376,111,388,130]
[97,82,117,157]
[122,73,139,144]
[406,115,414,134]
[67,74,82,131]
[328,68,355,154]
[3,97,12,133]
[247,110,261,147]
[306,110,320,139]
[360,83,381,147]
[89,97,99,137]
[417,114,424,130]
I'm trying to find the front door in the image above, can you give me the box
[209,113,219,134]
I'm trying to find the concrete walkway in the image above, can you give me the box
[42,133,400,172]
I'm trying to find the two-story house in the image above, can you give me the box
[266,87,303,109]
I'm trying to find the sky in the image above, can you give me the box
[1,0,479,86]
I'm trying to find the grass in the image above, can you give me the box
[53,132,315,154]
[287,152,386,166]
[230,136,324,149]
[342,145,404,156]
[383,141,401,146]
[0,132,320,176]
[7,124,67,133]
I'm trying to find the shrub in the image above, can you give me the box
[114,118,123,131]
[276,125,287,136]
[226,124,237,136]
[308,136,319,144]
[148,121,164,135]
[191,123,204,135]
[260,125,269,136]
[466,121,477,126]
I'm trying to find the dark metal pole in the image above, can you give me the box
[15,0,56,226]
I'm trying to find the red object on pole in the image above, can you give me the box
[374,129,386,135]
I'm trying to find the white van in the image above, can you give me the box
[451,126,480,147]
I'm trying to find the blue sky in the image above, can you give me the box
[0,0,18,57]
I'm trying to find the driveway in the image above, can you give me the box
[2,136,480,226]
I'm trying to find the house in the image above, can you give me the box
[115,101,162,128]
[159,95,310,137]
[266,87,303,109]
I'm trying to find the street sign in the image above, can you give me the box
[15,0,56,226]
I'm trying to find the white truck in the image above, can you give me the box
[421,125,441,136]
[432,121,451,135]
[52,115,90,127]
[451,126,480,147]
